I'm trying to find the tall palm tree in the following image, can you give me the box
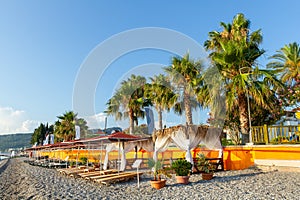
[164,54,204,125]
[144,74,179,130]
[204,13,283,143]
[105,74,148,134]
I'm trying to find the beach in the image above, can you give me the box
[1,158,300,200]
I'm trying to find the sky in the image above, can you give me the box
[0,0,300,135]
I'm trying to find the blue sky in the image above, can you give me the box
[0,1,300,134]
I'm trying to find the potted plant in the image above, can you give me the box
[69,160,76,168]
[148,158,171,189]
[79,156,88,165]
[171,159,192,184]
[197,153,216,180]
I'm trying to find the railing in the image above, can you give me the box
[251,125,300,144]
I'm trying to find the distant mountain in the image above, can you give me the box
[0,133,32,152]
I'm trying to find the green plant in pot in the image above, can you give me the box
[79,156,88,166]
[171,158,192,184]
[69,160,76,168]
[148,158,171,189]
[197,153,216,180]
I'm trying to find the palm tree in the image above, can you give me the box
[54,111,77,141]
[268,42,300,85]
[164,54,204,125]
[268,42,300,108]
[144,74,179,130]
[204,13,283,143]
[105,74,148,134]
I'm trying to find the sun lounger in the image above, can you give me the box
[89,171,131,181]
[58,166,96,176]
[68,167,100,177]
[94,172,143,185]
[78,169,118,179]
[57,166,86,174]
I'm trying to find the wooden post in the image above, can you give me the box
[263,124,269,144]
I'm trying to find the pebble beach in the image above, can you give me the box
[1,158,300,200]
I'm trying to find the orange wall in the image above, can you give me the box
[223,145,300,170]
[39,145,300,171]
[222,146,254,170]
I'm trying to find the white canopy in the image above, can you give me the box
[153,125,223,165]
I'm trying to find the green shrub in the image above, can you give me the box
[148,158,171,180]
[197,153,216,173]
[79,157,88,165]
[171,159,192,176]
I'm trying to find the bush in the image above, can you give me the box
[79,157,88,165]
[197,153,216,174]
[171,159,192,176]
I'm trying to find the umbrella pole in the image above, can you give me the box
[118,139,120,174]
[76,146,79,168]
[87,142,90,168]
[100,141,103,170]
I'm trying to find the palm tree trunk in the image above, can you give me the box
[157,106,163,130]
[184,89,193,125]
[238,93,249,144]
[129,109,134,134]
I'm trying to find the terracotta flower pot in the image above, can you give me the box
[175,175,190,184]
[202,173,213,180]
[150,179,166,189]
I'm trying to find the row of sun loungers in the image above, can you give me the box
[25,159,144,185]
[24,159,68,168]
[57,166,143,185]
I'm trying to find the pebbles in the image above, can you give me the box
[1,158,300,200]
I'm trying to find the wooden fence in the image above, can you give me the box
[251,125,300,144]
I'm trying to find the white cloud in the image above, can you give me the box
[84,112,107,129]
[16,120,40,133]
[0,106,40,135]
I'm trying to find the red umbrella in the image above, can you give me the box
[70,132,144,171]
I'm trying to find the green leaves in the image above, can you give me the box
[171,159,192,176]
[204,13,284,142]
[148,158,171,180]
[105,74,148,133]
[268,42,300,109]
[54,111,88,142]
